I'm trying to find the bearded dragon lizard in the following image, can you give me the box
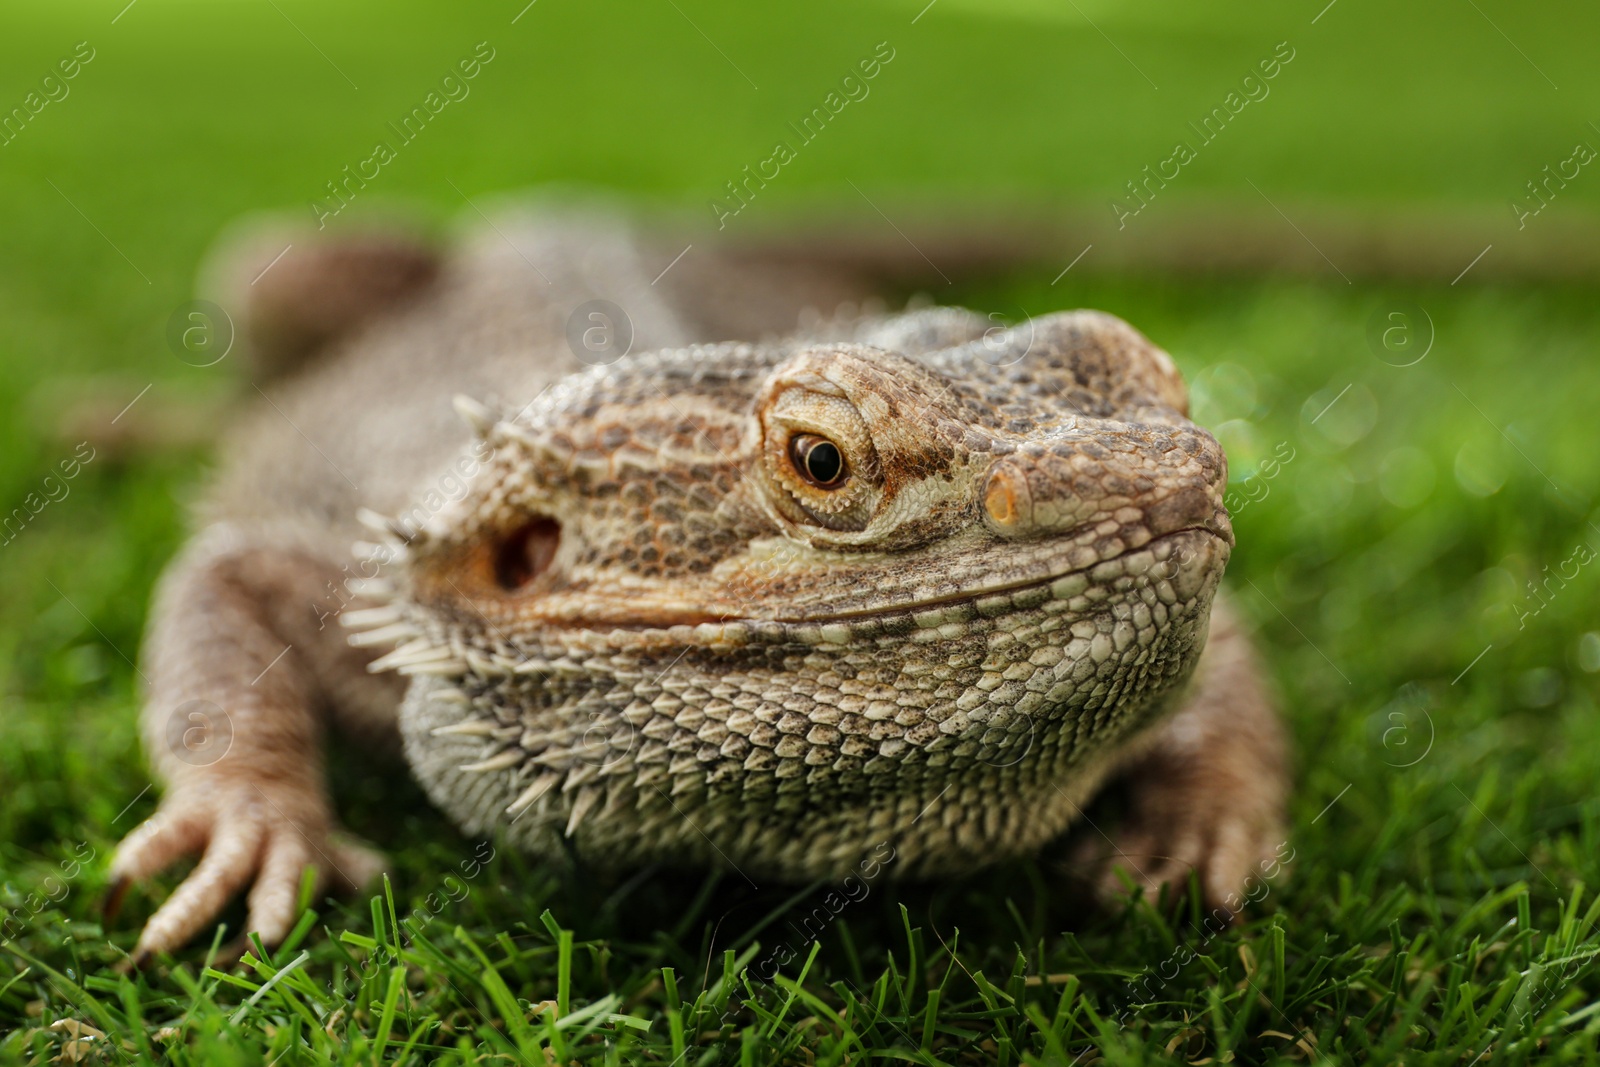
[106,203,1287,964]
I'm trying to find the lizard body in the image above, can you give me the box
[109,203,1287,962]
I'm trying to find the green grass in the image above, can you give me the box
[4,1,1600,1063]
[6,277,1600,1064]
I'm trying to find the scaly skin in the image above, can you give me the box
[108,204,1287,964]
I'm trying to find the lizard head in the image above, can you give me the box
[356,308,1233,873]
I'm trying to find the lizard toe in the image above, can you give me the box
[244,832,318,949]
[1094,824,1206,910]
[109,803,209,888]
[1198,818,1265,913]
[130,807,268,965]
[1095,801,1284,921]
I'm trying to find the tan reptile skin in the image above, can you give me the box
[379,310,1232,880]
[108,204,1287,963]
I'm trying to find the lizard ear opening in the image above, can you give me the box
[494,517,561,591]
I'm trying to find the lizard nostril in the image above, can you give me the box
[983,467,1033,536]
[493,517,561,591]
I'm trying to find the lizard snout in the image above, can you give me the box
[981,457,1098,539]
[979,437,1229,547]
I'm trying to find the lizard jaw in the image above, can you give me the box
[353,526,1227,686]
[348,526,1227,665]
[777,525,1226,626]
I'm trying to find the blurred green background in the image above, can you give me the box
[3,1,1600,1062]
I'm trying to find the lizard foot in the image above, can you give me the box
[108,779,386,965]
[1077,596,1290,920]
[1088,760,1288,919]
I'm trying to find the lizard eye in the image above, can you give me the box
[789,434,848,489]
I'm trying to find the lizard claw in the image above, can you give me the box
[109,780,387,962]
[1088,768,1287,919]
[100,875,132,925]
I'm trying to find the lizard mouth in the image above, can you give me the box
[360,529,1227,676]
[512,525,1225,630]
[390,522,1227,641]
[767,524,1228,625]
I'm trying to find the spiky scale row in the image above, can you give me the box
[452,393,496,437]
[389,530,1223,879]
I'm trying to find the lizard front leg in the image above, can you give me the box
[1090,595,1289,914]
[107,525,404,964]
